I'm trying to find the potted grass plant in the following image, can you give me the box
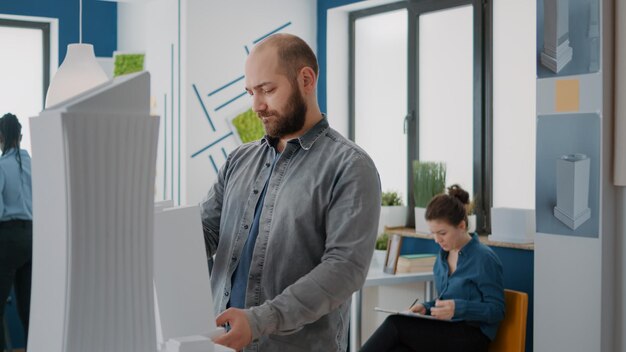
[372,233,389,267]
[413,161,446,234]
[378,190,407,235]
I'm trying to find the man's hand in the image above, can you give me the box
[213,308,253,351]
[430,299,455,320]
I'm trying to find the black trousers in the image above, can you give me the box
[0,220,32,350]
[360,314,490,352]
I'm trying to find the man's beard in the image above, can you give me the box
[258,88,307,138]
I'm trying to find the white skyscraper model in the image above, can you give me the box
[153,204,230,352]
[541,0,573,73]
[28,72,160,352]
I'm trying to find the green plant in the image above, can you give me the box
[412,161,446,208]
[232,108,265,143]
[375,233,389,251]
[113,53,145,77]
[381,191,403,206]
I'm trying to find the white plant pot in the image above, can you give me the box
[378,206,408,235]
[414,207,429,234]
[467,214,477,233]
[371,249,387,268]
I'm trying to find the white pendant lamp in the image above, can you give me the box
[45,0,108,108]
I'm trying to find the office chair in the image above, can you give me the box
[489,289,528,352]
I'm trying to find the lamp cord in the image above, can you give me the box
[79,0,82,43]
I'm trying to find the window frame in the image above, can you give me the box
[349,0,493,233]
[0,18,51,109]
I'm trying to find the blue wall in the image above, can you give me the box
[0,0,117,62]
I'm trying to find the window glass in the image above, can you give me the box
[0,25,44,152]
[354,9,409,204]
[492,1,536,209]
[418,5,474,196]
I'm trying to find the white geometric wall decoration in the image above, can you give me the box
[189,21,293,175]
[28,72,159,352]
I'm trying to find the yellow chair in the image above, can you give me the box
[489,289,528,352]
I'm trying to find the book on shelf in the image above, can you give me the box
[395,253,436,273]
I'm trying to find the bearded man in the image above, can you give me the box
[200,33,381,352]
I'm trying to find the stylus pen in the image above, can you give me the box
[409,297,420,309]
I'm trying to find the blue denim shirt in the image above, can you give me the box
[0,148,32,221]
[200,117,381,351]
[229,153,279,309]
[423,233,505,340]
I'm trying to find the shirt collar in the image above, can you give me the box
[461,233,480,254]
[1,148,17,158]
[259,115,329,151]
[440,232,480,258]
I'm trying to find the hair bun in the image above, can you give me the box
[447,184,469,205]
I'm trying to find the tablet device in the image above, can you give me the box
[374,307,463,322]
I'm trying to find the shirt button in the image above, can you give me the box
[231,256,237,262]
[253,189,259,194]
[244,224,249,229]
[225,291,229,296]
[265,162,270,167]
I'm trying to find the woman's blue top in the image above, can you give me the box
[0,148,32,221]
[423,233,505,340]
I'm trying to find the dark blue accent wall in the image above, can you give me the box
[0,0,117,62]
[316,0,364,113]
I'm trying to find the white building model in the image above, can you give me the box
[153,204,231,352]
[28,72,159,352]
[541,0,573,73]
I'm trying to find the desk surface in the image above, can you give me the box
[386,227,535,251]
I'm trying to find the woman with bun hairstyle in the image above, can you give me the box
[0,113,33,350]
[360,184,504,352]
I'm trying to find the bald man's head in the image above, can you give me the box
[252,33,318,85]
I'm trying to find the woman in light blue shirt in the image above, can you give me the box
[0,113,33,350]
[361,185,504,352]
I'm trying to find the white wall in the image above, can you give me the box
[117,0,181,204]
[534,234,602,351]
[117,0,316,206]
[609,2,625,351]
[184,0,316,206]
[492,0,536,209]
[327,0,399,137]
[617,189,626,352]
[534,0,617,351]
